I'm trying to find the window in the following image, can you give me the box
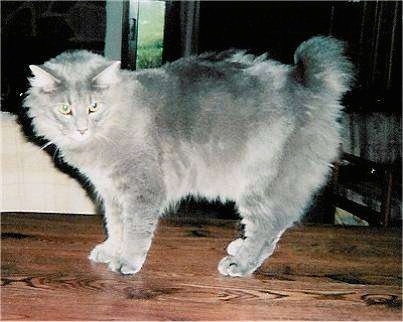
[121,0,165,70]
[136,0,165,69]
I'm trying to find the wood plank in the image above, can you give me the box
[1,213,401,320]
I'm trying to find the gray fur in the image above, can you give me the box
[24,36,353,276]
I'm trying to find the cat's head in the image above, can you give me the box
[24,50,122,150]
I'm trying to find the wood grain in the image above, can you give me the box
[1,213,401,320]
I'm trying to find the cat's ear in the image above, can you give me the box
[92,61,121,89]
[29,65,61,93]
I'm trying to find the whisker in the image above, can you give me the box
[52,147,60,162]
[39,141,55,150]
[23,136,62,163]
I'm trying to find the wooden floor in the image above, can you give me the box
[1,213,402,321]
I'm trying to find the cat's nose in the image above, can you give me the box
[77,128,88,135]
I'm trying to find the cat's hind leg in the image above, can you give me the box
[218,140,336,276]
[218,192,291,277]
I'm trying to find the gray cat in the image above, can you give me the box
[24,36,353,276]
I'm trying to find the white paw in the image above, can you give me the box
[227,238,244,256]
[104,258,141,275]
[118,261,142,275]
[88,241,119,264]
[111,254,146,275]
[89,241,128,274]
[217,255,256,277]
[89,242,146,275]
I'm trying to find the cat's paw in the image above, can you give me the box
[115,260,142,275]
[112,251,148,275]
[217,255,257,277]
[89,242,146,275]
[92,255,139,275]
[226,238,244,256]
[88,241,119,264]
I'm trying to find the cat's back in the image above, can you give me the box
[143,51,289,143]
[162,50,272,89]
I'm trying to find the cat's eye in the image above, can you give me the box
[88,101,99,113]
[58,103,72,116]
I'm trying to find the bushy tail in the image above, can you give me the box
[293,36,354,98]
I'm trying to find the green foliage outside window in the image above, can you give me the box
[136,1,165,69]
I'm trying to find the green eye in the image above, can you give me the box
[59,103,72,115]
[88,101,99,113]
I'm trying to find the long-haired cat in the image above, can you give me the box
[24,36,353,276]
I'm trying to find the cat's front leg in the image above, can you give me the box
[116,198,161,275]
[89,195,123,271]
[118,213,159,274]
[107,170,165,275]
